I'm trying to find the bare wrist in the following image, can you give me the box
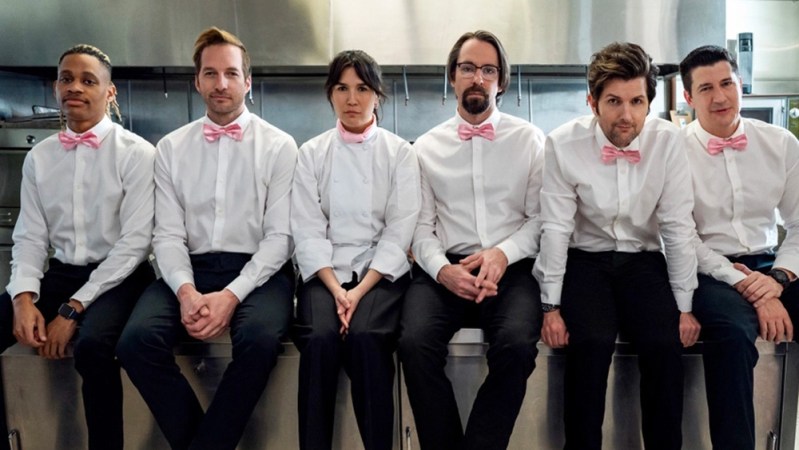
[68,299,85,314]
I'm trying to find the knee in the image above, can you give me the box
[398,327,444,366]
[74,332,115,368]
[116,321,164,367]
[489,328,538,367]
[303,327,341,353]
[570,331,616,355]
[346,328,388,353]
[231,324,282,362]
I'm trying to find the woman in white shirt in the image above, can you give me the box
[290,50,421,450]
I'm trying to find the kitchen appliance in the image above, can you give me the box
[740,95,799,141]
[0,127,59,290]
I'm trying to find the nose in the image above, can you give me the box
[711,88,726,104]
[473,70,484,85]
[619,103,633,120]
[215,76,228,91]
[346,90,358,104]
[65,79,82,93]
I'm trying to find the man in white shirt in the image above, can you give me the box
[398,30,545,450]
[679,45,799,450]
[0,44,155,450]
[116,27,297,450]
[533,42,699,450]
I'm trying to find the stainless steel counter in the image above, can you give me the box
[3,331,797,450]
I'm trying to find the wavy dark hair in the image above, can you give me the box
[588,42,658,110]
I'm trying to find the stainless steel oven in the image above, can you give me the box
[740,95,799,140]
[0,127,59,290]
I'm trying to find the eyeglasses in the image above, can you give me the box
[456,62,500,81]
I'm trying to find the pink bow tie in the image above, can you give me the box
[601,145,641,164]
[203,123,243,142]
[58,131,100,150]
[458,123,495,141]
[707,134,747,155]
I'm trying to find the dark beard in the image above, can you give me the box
[461,88,490,115]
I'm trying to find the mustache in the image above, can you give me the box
[62,94,86,102]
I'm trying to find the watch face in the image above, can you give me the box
[769,270,790,288]
[58,303,78,320]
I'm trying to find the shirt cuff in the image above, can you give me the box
[711,265,748,287]
[773,255,799,280]
[425,254,451,283]
[71,283,100,309]
[370,240,410,282]
[673,290,694,313]
[296,239,333,282]
[226,275,256,303]
[496,240,522,266]
[166,270,195,296]
[6,278,41,303]
[539,281,563,306]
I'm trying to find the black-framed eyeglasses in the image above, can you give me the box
[456,62,500,81]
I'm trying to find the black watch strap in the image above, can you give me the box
[58,303,81,321]
[541,303,560,313]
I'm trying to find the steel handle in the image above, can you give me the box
[768,430,777,450]
[405,426,412,450]
[8,429,20,450]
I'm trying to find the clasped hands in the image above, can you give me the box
[436,247,508,303]
[178,284,239,341]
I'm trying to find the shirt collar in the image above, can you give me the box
[693,119,746,147]
[455,107,502,132]
[203,110,252,132]
[65,115,113,143]
[337,115,378,144]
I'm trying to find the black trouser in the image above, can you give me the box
[116,254,294,450]
[293,274,408,450]
[0,259,154,450]
[398,257,541,450]
[559,249,683,450]
[693,253,799,450]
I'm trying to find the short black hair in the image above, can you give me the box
[679,45,738,93]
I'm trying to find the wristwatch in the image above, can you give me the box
[58,303,81,321]
[541,303,560,313]
[768,269,791,290]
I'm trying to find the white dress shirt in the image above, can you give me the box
[291,127,421,284]
[412,109,546,280]
[533,116,698,311]
[684,118,799,285]
[7,116,155,308]
[153,111,297,300]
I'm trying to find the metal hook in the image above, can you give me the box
[442,67,448,105]
[162,67,168,99]
[402,66,410,106]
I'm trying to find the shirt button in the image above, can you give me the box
[363,178,369,184]
[362,211,369,217]
[334,178,339,183]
